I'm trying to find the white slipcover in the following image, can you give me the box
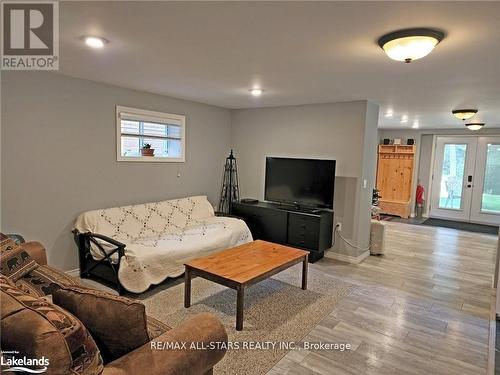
[74,196,252,293]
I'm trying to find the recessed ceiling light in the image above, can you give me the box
[465,122,485,131]
[400,115,408,123]
[412,121,419,129]
[385,110,393,118]
[452,109,478,121]
[378,28,445,63]
[83,36,108,49]
[249,88,263,97]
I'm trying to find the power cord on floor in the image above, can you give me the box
[333,224,371,252]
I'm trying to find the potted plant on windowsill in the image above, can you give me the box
[141,143,155,157]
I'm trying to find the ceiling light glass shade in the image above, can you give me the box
[378,28,445,63]
[465,123,484,131]
[250,89,263,96]
[84,36,107,48]
[452,109,478,120]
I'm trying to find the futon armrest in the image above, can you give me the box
[102,313,228,375]
[22,241,47,265]
[74,230,126,248]
[73,230,126,262]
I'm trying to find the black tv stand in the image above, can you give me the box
[231,201,333,262]
[273,203,322,215]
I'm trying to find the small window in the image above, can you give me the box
[116,106,185,162]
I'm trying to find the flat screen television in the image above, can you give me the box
[265,157,335,209]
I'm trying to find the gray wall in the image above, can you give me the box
[418,134,434,215]
[1,72,231,271]
[356,102,380,250]
[230,100,379,257]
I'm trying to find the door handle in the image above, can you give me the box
[466,175,473,188]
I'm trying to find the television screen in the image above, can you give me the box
[265,157,336,208]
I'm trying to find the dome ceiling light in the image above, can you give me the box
[378,28,445,63]
[465,123,485,131]
[249,88,263,97]
[82,36,108,49]
[452,109,478,121]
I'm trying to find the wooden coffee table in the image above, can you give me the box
[184,240,309,331]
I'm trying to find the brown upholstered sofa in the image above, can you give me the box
[1,236,228,375]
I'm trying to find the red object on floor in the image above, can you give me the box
[416,184,425,205]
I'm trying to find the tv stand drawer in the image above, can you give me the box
[288,214,320,236]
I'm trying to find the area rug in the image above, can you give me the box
[131,264,355,375]
[422,218,499,235]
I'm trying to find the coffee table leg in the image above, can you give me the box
[236,286,244,331]
[302,255,308,290]
[184,267,191,308]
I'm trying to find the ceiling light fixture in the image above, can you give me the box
[83,36,108,49]
[249,88,263,97]
[385,110,393,118]
[452,109,478,121]
[400,115,408,123]
[378,28,445,63]
[465,122,485,131]
[412,121,419,129]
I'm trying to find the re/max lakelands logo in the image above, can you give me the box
[1,1,59,70]
[1,351,49,373]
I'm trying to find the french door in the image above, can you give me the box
[430,136,500,225]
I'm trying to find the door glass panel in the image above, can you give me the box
[438,144,466,210]
[481,143,500,213]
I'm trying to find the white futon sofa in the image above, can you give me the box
[74,196,252,293]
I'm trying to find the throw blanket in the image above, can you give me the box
[75,196,252,293]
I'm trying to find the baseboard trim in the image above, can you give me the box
[66,268,80,277]
[324,250,370,264]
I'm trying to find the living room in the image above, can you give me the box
[1,1,500,375]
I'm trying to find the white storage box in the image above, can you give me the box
[370,219,386,255]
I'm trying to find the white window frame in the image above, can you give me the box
[116,105,186,162]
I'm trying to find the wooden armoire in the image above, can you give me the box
[376,144,416,218]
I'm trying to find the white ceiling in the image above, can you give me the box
[58,1,500,129]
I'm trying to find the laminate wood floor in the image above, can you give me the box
[269,221,498,375]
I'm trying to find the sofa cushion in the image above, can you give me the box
[0,276,103,375]
[0,233,38,281]
[15,264,80,297]
[52,285,151,363]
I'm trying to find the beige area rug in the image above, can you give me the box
[128,263,355,375]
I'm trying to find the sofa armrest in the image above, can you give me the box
[22,241,47,265]
[102,313,227,375]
